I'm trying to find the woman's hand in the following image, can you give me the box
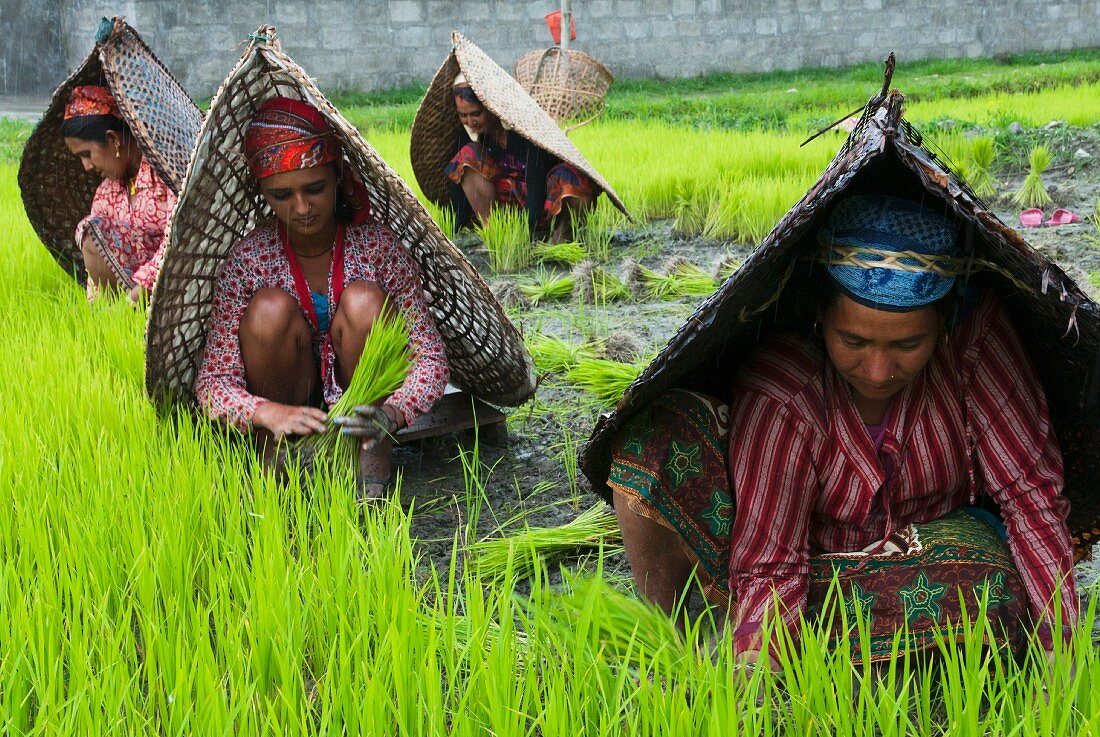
[333,404,404,450]
[129,284,147,304]
[252,402,329,438]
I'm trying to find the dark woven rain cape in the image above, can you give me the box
[409,31,629,218]
[18,17,202,282]
[581,74,1100,556]
[145,27,536,409]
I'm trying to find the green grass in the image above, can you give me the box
[4,46,1100,730]
[326,48,1100,132]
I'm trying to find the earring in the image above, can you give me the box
[115,144,121,159]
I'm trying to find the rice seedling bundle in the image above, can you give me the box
[968,136,998,198]
[581,199,627,262]
[533,240,586,266]
[470,504,623,585]
[525,332,598,374]
[571,260,630,304]
[476,207,531,273]
[624,258,718,299]
[566,356,647,404]
[300,309,412,468]
[517,268,575,304]
[1012,144,1053,208]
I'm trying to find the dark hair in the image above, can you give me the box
[453,86,480,104]
[60,114,127,143]
[331,162,361,225]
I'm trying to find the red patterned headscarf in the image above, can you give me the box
[244,97,371,224]
[65,85,120,119]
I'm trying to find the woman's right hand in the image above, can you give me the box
[252,402,329,438]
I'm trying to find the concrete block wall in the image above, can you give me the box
[2,0,66,96]
[6,1,1100,98]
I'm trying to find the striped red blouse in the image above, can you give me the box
[727,291,1077,652]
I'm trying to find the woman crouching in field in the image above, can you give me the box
[447,75,594,242]
[609,193,1077,669]
[62,85,175,302]
[194,97,449,498]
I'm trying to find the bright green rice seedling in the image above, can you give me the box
[566,356,647,405]
[426,202,458,241]
[572,260,631,304]
[525,332,599,374]
[300,309,412,468]
[476,207,531,272]
[928,128,972,174]
[1013,144,1053,208]
[523,571,687,673]
[968,137,999,198]
[581,199,627,262]
[533,240,587,265]
[517,268,575,305]
[470,504,623,586]
[625,258,719,299]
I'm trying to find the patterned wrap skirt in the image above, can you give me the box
[75,216,157,299]
[607,389,1029,664]
[445,143,595,221]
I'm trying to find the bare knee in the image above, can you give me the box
[332,281,386,337]
[459,171,495,220]
[241,288,310,344]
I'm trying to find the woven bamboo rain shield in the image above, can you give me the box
[145,27,536,409]
[17,17,202,282]
[410,31,629,217]
[581,83,1100,556]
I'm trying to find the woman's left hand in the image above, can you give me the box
[333,404,404,450]
[129,284,147,304]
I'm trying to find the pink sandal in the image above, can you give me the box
[1019,208,1044,228]
[1045,208,1081,226]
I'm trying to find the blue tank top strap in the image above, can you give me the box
[310,290,331,333]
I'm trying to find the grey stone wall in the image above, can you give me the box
[1,0,66,96]
[7,0,1100,97]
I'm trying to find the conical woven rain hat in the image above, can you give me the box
[410,31,629,217]
[145,27,536,410]
[18,17,202,283]
[581,63,1100,556]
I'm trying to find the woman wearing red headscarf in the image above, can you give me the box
[62,85,175,301]
[194,97,449,497]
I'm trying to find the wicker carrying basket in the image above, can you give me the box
[17,17,202,283]
[145,26,536,411]
[513,47,613,131]
[581,71,1100,557]
[410,31,629,218]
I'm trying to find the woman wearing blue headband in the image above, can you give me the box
[609,193,1076,668]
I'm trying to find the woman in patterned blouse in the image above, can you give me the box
[61,85,175,301]
[608,193,1076,669]
[447,74,594,242]
[194,97,449,498]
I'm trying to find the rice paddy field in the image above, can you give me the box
[4,50,1100,734]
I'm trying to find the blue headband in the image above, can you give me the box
[818,194,958,311]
